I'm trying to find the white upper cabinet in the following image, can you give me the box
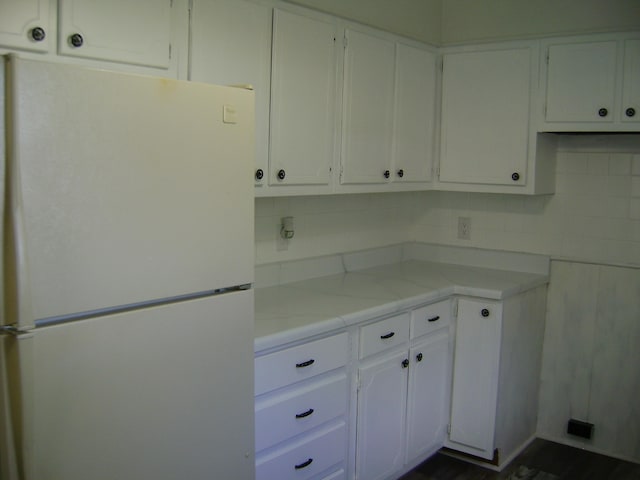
[545,41,617,123]
[438,43,556,194]
[268,8,337,191]
[393,43,437,184]
[340,27,396,186]
[189,0,272,188]
[58,0,172,68]
[622,38,640,124]
[540,33,640,131]
[0,0,51,52]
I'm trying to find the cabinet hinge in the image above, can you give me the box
[169,43,172,59]
[343,35,348,49]
[447,424,451,434]
[440,57,444,73]
[453,299,458,318]
[545,49,549,65]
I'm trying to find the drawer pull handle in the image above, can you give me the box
[427,315,440,322]
[294,458,313,470]
[296,359,315,368]
[380,332,395,340]
[295,408,314,419]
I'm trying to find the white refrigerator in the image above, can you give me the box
[0,56,255,479]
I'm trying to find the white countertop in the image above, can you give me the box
[255,248,549,352]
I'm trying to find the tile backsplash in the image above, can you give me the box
[256,135,640,267]
[411,135,640,267]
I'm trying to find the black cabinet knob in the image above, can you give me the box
[277,169,286,180]
[416,352,423,362]
[401,358,409,368]
[481,308,490,317]
[383,170,390,179]
[397,169,404,178]
[511,172,520,181]
[255,169,264,181]
[31,27,46,42]
[69,33,84,47]
[598,108,608,117]
[626,107,636,118]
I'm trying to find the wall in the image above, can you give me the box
[255,193,415,265]
[410,136,640,267]
[283,0,442,44]
[442,0,640,44]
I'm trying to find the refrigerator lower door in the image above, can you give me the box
[14,290,254,480]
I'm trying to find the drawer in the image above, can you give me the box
[411,299,451,339]
[255,332,349,396]
[256,421,346,480]
[321,469,345,480]
[255,373,348,452]
[359,313,410,359]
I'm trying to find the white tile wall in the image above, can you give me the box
[409,137,640,267]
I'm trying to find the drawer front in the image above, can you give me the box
[411,299,451,339]
[321,469,346,480]
[255,332,349,396]
[256,422,346,480]
[255,373,348,452]
[359,313,410,359]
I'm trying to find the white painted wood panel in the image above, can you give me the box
[0,0,51,52]
[341,28,395,185]
[440,47,530,186]
[58,0,171,68]
[269,8,337,187]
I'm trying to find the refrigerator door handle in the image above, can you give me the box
[5,67,35,332]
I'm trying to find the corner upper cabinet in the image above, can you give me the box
[189,0,272,190]
[57,0,172,68]
[540,33,640,131]
[0,0,51,53]
[268,8,338,193]
[340,27,396,186]
[438,43,556,195]
[393,43,437,185]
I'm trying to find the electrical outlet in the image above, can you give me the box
[458,217,471,240]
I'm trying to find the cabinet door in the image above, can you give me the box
[0,0,51,52]
[341,28,395,185]
[58,0,171,68]
[406,330,450,463]
[356,351,407,480]
[448,298,502,460]
[440,48,530,186]
[269,9,337,187]
[393,43,437,184]
[622,39,640,123]
[545,41,617,123]
[190,0,272,186]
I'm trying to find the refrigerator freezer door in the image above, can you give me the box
[4,57,254,326]
[16,290,254,480]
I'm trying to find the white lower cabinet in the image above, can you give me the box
[355,301,452,480]
[254,332,350,480]
[446,287,547,468]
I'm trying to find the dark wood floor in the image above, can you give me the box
[400,439,640,480]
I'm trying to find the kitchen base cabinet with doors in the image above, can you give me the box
[446,286,547,469]
[254,332,350,480]
[355,300,452,480]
